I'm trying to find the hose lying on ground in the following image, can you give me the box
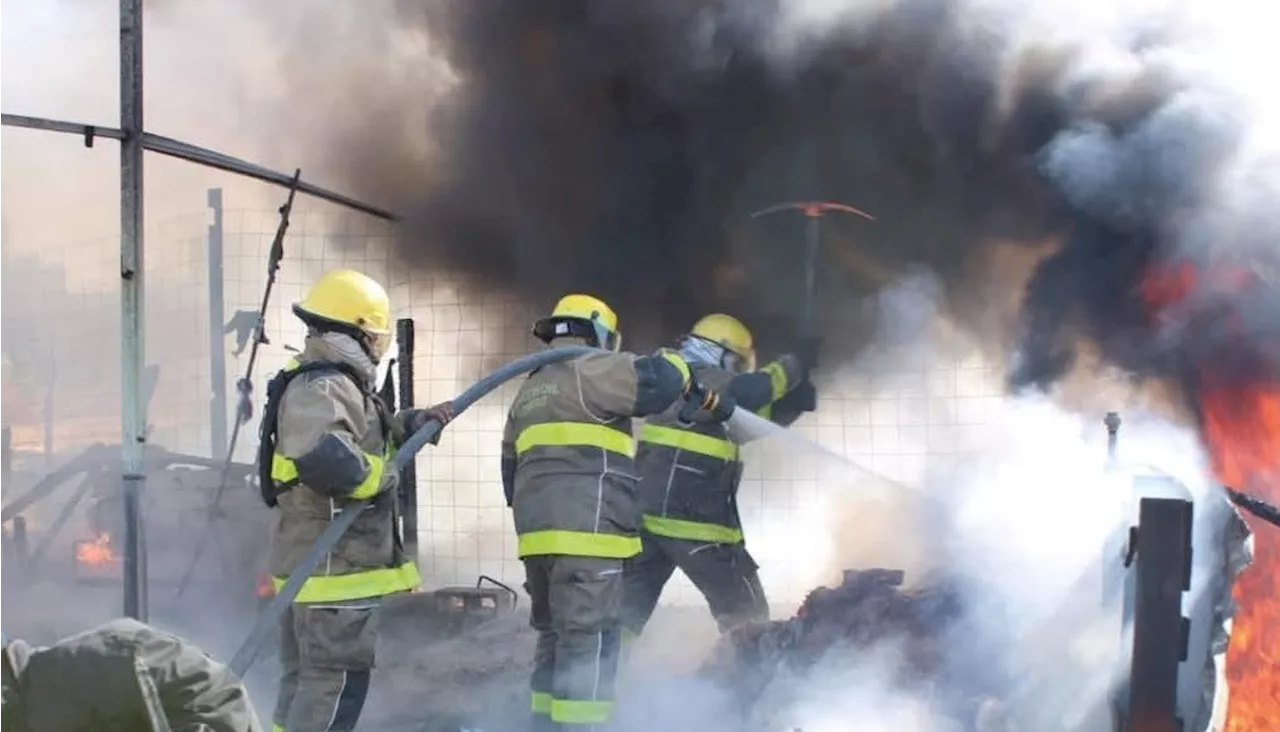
[227,345,594,677]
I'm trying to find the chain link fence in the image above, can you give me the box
[1,189,1004,612]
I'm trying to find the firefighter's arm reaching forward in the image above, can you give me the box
[727,340,818,427]
[396,401,456,447]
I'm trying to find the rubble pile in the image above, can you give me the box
[365,608,536,732]
[700,568,1002,731]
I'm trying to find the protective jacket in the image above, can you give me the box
[636,354,808,544]
[265,333,421,604]
[501,339,690,559]
[1,618,263,732]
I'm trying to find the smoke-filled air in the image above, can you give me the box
[312,0,1280,727]
[4,0,1280,729]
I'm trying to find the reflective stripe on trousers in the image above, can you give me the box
[642,514,743,544]
[272,561,421,604]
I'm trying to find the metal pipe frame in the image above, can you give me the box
[395,319,419,560]
[1,2,398,621]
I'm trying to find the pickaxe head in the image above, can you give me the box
[749,200,876,334]
[750,200,876,221]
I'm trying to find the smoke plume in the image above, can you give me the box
[312,0,1280,382]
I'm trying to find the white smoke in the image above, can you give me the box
[732,274,1238,730]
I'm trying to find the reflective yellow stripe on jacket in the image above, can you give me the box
[514,421,636,458]
[639,423,744,544]
[515,421,641,558]
[754,359,791,420]
[272,561,422,604]
[639,423,738,461]
[270,450,388,500]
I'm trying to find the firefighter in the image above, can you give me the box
[501,294,733,732]
[621,313,817,641]
[1,618,263,731]
[260,269,454,732]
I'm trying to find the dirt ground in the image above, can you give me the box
[0,569,745,732]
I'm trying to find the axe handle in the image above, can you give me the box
[803,216,820,331]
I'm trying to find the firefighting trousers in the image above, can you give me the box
[620,532,768,636]
[272,601,381,732]
[523,555,625,731]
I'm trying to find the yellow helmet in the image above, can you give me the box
[293,269,392,357]
[688,313,756,372]
[533,293,621,351]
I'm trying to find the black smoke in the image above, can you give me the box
[324,0,1280,392]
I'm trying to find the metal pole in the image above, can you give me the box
[395,319,419,561]
[43,364,55,468]
[1105,411,1121,469]
[207,188,228,459]
[119,0,148,622]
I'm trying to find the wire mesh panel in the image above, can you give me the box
[0,192,1004,613]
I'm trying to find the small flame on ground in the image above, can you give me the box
[1142,262,1280,728]
[74,532,116,565]
[255,572,277,599]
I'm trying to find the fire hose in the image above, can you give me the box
[226,345,596,677]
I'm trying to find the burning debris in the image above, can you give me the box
[1140,260,1280,728]
[700,568,996,731]
[72,531,117,568]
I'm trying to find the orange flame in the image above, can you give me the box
[74,532,117,565]
[1142,261,1280,728]
[255,572,277,599]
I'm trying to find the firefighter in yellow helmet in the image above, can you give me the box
[259,269,454,732]
[501,294,733,732]
[2,618,264,732]
[621,313,817,640]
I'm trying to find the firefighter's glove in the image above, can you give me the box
[398,401,456,446]
[679,382,736,424]
[789,380,818,413]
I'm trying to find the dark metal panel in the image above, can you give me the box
[396,319,419,559]
[1126,496,1193,732]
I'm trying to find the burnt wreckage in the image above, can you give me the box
[698,486,1255,731]
[701,568,997,730]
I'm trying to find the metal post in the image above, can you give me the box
[1105,411,1121,469]
[119,0,148,622]
[207,188,227,459]
[2,426,12,491]
[1125,496,1193,732]
[43,364,55,467]
[395,319,419,560]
